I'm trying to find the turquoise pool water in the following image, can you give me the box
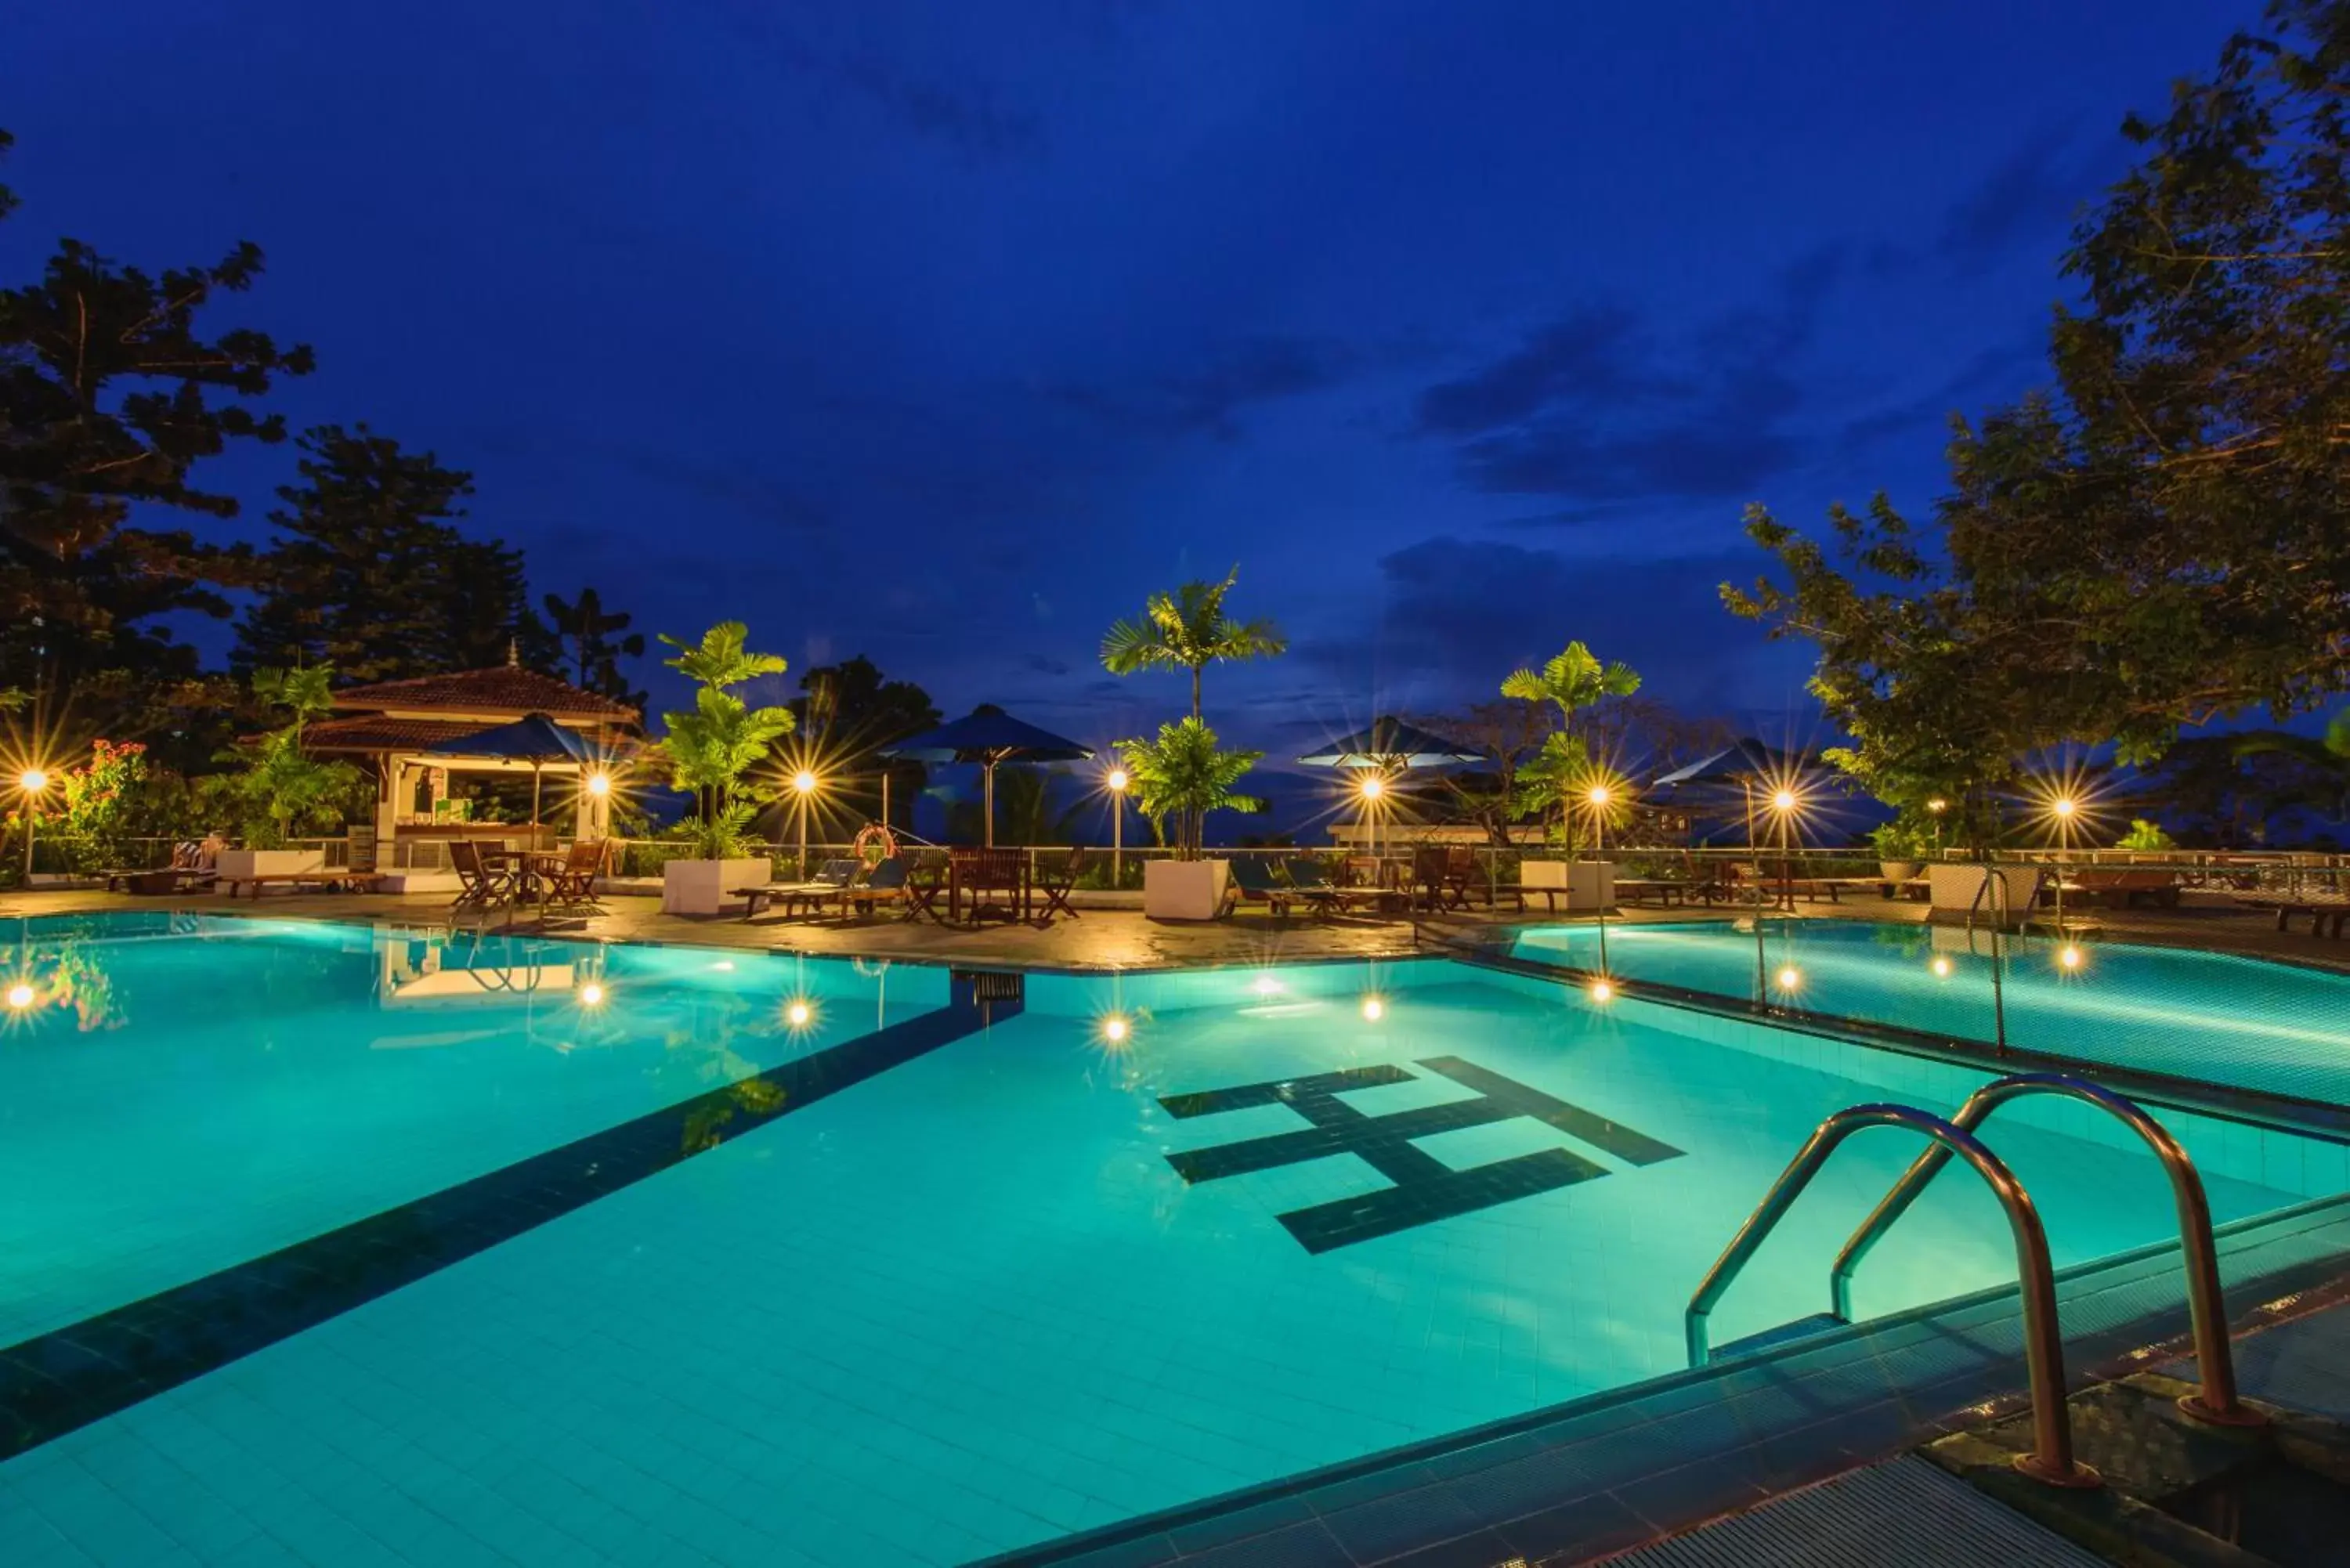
[1511,919,2350,1108]
[1,913,2342,1566]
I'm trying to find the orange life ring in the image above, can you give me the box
[852,822,898,866]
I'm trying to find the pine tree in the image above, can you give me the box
[0,128,314,730]
[544,587,647,708]
[236,426,555,680]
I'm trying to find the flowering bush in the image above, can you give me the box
[3,739,150,873]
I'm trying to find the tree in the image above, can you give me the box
[2232,708,2350,825]
[1114,717,1265,858]
[654,622,795,858]
[1,128,314,728]
[543,587,646,708]
[1730,1,2350,801]
[1500,641,1641,851]
[786,654,940,829]
[214,664,361,847]
[1101,565,1288,721]
[1411,701,1553,845]
[235,425,556,680]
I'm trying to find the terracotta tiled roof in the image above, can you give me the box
[330,666,638,721]
[299,715,642,754]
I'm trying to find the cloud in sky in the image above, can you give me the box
[1411,249,1842,507]
[1046,335,1364,441]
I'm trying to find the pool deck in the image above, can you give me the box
[5,883,2349,974]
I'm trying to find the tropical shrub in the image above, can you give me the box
[1868,814,1936,862]
[1114,717,1264,858]
[215,666,362,847]
[2115,818,2177,852]
[655,622,795,858]
[1502,641,1640,854]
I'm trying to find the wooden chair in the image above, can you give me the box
[543,840,609,909]
[903,851,949,923]
[449,840,513,909]
[1035,847,1086,923]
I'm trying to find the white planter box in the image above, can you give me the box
[662,857,772,916]
[1521,858,1615,910]
[1144,859,1231,921]
[215,848,324,882]
[1928,863,2040,925]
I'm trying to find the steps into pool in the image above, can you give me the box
[979,1192,2350,1568]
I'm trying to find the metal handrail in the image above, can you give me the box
[1829,1072,2262,1428]
[1684,1103,2098,1488]
[1962,860,2015,1050]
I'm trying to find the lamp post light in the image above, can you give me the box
[1357,771,1386,858]
[792,768,819,877]
[1107,767,1130,888]
[17,768,49,883]
[1925,796,1947,854]
[2052,794,2079,933]
[1770,787,1799,912]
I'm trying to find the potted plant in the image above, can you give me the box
[1502,641,1639,909]
[1869,815,1932,889]
[653,622,795,916]
[214,666,359,881]
[1115,717,1264,919]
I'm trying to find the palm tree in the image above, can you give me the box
[1115,717,1266,858]
[1501,641,1641,724]
[1101,566,1288,722]
[1502,642,1640,850]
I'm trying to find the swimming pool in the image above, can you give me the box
[2,913,2343,1565]
[1511,918,2350,1110]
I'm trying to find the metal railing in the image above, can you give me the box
[1683,1101,2098,1487]
[1828,1073,2260,1428]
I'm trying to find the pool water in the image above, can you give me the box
[1512,919,2350,1108]
[1,915,2341,1566]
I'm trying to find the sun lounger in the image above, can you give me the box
[2234,891,2350,936]
[796,855,914,922]
[2062,868,2182,909]
[1229,857,1303,917]
[216,871,385,898]
[1284,858,1383,916]
[743,858,861,920]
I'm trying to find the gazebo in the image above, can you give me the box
[299,661,639,876]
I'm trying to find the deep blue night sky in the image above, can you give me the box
[2,0,2265,768]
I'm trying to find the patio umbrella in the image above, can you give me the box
[1649,739,1821,847]
[1297,717,1484,855]
[425,712,601,826]
[1296,717,1485,770]
[879,708,1094,847]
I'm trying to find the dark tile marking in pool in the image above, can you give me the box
[0,981,1013,1461]
[1160,1057,1684,1253]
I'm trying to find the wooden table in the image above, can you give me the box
[949,853,1031,924]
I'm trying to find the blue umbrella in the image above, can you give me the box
[426,713,603,825]
[1297,717,1484,770]
[880,708,1094,846]
[1650,739,1823,847]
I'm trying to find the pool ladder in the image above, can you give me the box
[1683,1072,2264,1489]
